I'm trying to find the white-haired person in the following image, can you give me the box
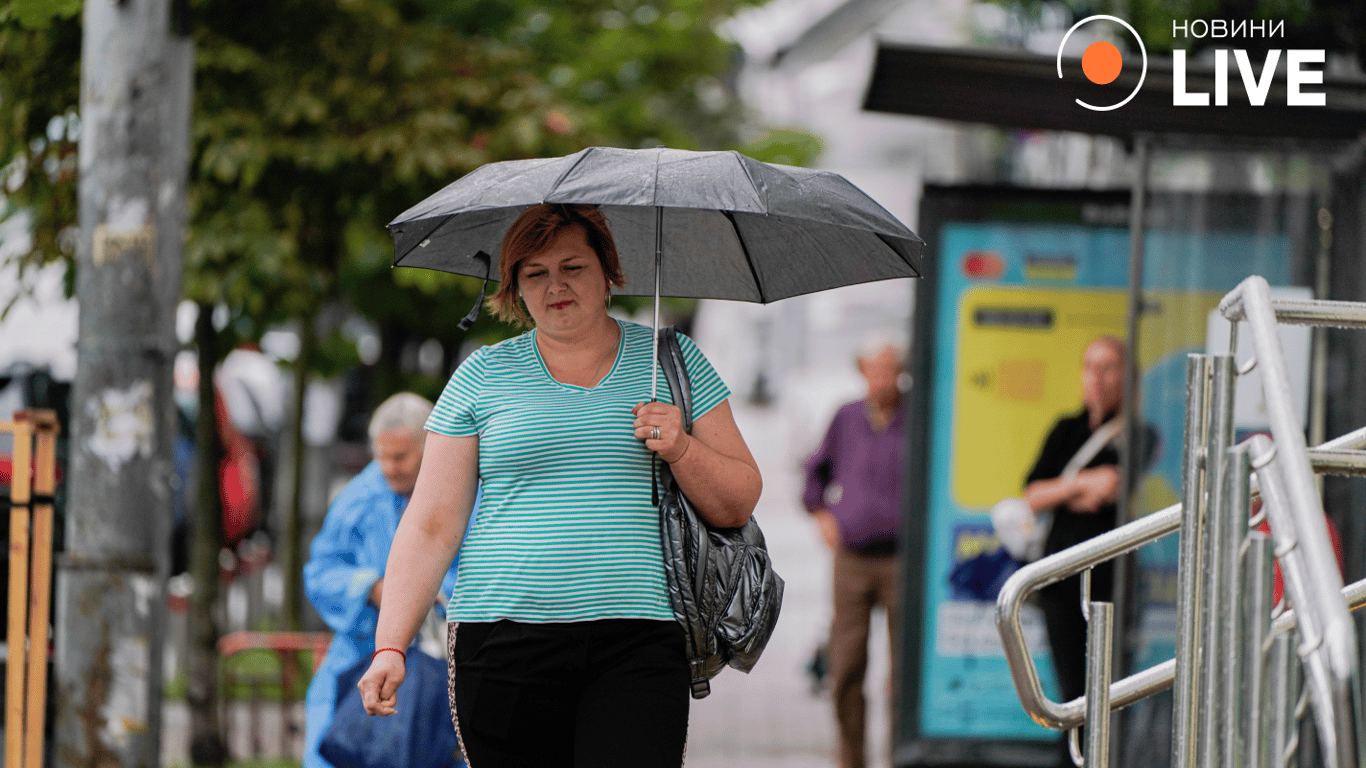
[302,392,465,768]
[801,333,908,768]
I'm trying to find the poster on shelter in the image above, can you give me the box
[917,222,1129,739]
[911,212,1300,742]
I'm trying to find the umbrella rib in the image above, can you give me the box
[876,231,923,275]
[392,213,458,266]
[651,146,662,207]
[731,151,766,210]
[547,148,594,200]
[721,211,766,304]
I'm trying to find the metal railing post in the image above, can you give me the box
[1266,631,1299,768]
[1218,436,1253,768]
[1199,356,1237,768]
[1085,601,1115,768]
[1250,435,1358,768]
[1242,529,1275,768]
[1173,354,1210,768]
[992,276,1366,765]
[1224,277,1365,768]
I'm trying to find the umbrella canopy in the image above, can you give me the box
[388,146,925,304]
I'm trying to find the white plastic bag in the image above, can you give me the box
[990,497,1050,563]
[991,418,1121,563]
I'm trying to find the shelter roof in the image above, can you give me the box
[863,42,1366,143]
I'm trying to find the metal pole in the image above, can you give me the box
[1308,204,1332,451]
[1120,134,1151,520]
[1085,601,1115,768]
[1242,530,1275,768]
[650,205,663,402]
[1226,276,1365,768]
[649,205,663,506]
[1200,356,1237,768]
[54,0,191,764]
[1219,443,1252,768]
[1266,632,1296,768]
[1114,135,1151,768]
[1172,354,1209,768]
[1254,449,1361,768]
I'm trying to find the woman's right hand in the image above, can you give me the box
[358,651,407,716]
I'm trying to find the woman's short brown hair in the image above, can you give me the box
[486,204,627,328]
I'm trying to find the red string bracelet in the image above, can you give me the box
[373,647,406,663]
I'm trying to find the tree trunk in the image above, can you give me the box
[53,2,191,766]
[187,304,226,767]
[277,315,317,702]
[282,315,316,632]
[374,319,407,407]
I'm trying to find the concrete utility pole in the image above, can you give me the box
[53,0,192,766]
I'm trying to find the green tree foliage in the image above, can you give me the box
[187,0,601,343]
[422,0,748,151]
[0,9,80,314]
[1,0,766,375]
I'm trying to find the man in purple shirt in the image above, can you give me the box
[802,336,906,768]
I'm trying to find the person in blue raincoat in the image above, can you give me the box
[303,392,464,768]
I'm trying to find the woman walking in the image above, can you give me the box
[357,203,762,767]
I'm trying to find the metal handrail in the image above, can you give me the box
[995,502,1183,730]
[1269,297,1366,329]
[995,279,1366,753]
[1303,448,1366,476]
[1222,277,1365,768]
[1275,578,1366,636]
[995,426,1366,732]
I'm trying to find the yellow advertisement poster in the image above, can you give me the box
[952,286,1127,510]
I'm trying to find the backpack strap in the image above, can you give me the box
[657,327,708,603]
[656,326,713,699]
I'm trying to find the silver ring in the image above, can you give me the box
[650,427,661,441]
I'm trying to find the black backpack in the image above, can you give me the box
[655,327,785,699]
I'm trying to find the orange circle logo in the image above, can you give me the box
[1082,41,1123,84]
[1056,15,1148,111]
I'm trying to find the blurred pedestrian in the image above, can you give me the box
[1022,336,1153,765]
[356,203,763,767]
[218,342,287,538]
[802,333,906,768]
[302,392,461,768]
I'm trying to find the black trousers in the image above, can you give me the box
[446,619,690,768]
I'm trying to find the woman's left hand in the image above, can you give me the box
[632,401,692,463]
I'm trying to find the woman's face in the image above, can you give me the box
[1081,338,1124,415]
[518,224,610,334]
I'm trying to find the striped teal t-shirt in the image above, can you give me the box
[426,319,730,623]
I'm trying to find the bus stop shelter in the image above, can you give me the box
[861,41,1366,767]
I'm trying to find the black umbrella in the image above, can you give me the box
[388,146,926,399]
